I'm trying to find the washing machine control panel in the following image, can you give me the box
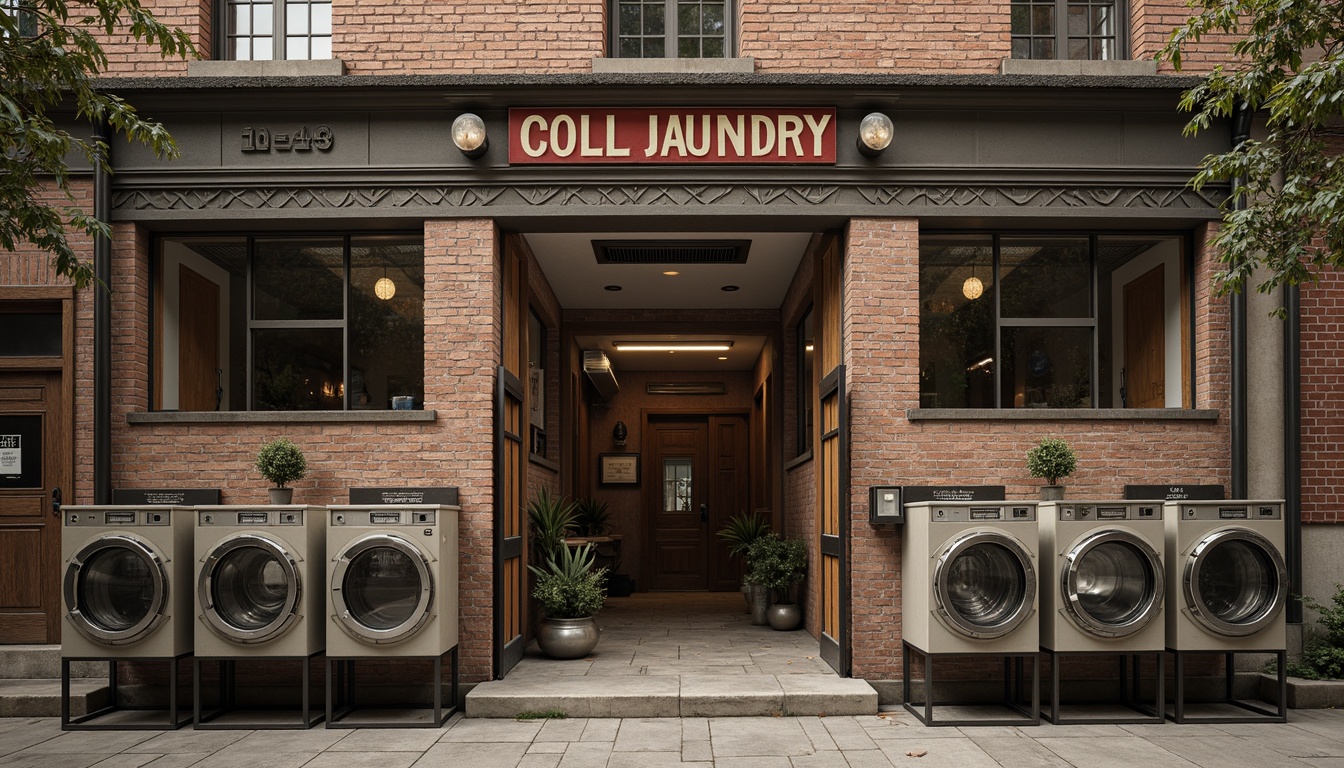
[64,506,184,527]
[926,504,1036,522]
[1055,502,1162,521]
[198,508,304,526]
[1173,501,1282,521]
[329,505,440,527]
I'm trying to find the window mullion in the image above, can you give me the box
[665,0,676,58]
[1055,0,1068,61]
[992,234,1002,408]
[274,0,286,61]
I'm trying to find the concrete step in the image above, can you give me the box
[0,678,111,718]
[0,645,104,679]
[465,674,878,718]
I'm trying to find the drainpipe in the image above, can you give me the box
[1284,285,1302,623]
[93,120,112,504]
[1229,100,1251,500]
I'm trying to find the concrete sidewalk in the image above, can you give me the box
[4,708,1344,768]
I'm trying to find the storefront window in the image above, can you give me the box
[155,234,424,412]
[919,234,1186,409]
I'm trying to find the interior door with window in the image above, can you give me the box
[647,421,709,591]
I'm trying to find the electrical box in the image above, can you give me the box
[869,486,903,524]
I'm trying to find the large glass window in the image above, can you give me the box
[1011,0,1121,60]
[919,234,1186,409]
[156,234,424,412]
[224,0,331,60]
[614,0,731,58]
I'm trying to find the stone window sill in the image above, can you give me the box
[187,59,347,78]
[127,410,436,424]
[591,57,755,74]
[999,59,1158,76]
[907,408,1218,421]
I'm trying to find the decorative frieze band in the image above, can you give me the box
[111,183,1223,214]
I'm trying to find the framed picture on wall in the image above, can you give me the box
[599,453,640,486]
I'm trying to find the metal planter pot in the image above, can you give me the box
[536,616,600,659]
[767,603,802,631]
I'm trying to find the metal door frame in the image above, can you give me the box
[818,364,849,675]
[493,366,527,678]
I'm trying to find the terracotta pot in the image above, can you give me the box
[536,616,599,659]
[767,603,802,631]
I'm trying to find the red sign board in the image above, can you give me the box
[508,108,837,165]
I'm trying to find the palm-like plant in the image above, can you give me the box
[717,510,771,559]
[527,488,576,564]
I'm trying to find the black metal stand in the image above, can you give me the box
[61,655,192,731]
[901,641,1040,727]
[1167,649,1287,723]
[1039,649,1164,724]
[193,653,325,729]
[325,646,459,728]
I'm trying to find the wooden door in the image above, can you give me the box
[178,265,220,411]
[0,372,66,643]
[817,365,849,675]
[1123,265,1165,408]
[708,415,748,592]
[647,421,710,590]
[493,367,527,678]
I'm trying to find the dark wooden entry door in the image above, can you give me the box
[817,365,849,675]
[0,372,67,643]
[494,367,527,678]
[646,415,747,592]
[1123,265,1166,408]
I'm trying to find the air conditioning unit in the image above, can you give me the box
[582,350,619,403]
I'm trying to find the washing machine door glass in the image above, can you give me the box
[198,534,302,643]
[63,535,170,645]
[1061,530,1164,637]
[331,533,434,644]
[1184,528,1287,637]
[933,532,1037,639]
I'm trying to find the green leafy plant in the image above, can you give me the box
[527,488,576,564]
[747,534,808,605]
[573,498,612,538]
[1285,585,1344,681]
[515,710,568,720]
[1026,437,1078,486]
[528,543,608,619]
[255,438,307,489]
[717,510,772,560]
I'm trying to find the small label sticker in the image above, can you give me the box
[0,435,19,475]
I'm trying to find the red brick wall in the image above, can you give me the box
[96,0,209,76]
[841,218,1232,681]
[101,219,502,684]
[1131,0,1242,74]
[1301,269,1344,524]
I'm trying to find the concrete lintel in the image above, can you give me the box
[1000,59,1159,77]
[591,57,756,75]
[187,59,348,78]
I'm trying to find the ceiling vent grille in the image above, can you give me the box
[593,240,751,265]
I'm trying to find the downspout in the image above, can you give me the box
[1229,99,1252,499]
[1284,285,1302,623]
[93,120,112,504]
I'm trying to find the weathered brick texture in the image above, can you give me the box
[95,0,209,75]
[1301,268,1344,524]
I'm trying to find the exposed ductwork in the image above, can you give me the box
[582,350,619,402]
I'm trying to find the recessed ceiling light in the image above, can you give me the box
[613,341,734,352]
[718,356,728,360]
[721,285,740,292]
[604,285,622,291]
[663,271,680,276]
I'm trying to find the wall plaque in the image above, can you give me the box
[901,485,1007,504]
[1123,484,1224,501]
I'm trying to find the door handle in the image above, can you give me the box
[52,487,62,516]
[700,503,708,524]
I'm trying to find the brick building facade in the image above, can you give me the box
[3,0,1338,701]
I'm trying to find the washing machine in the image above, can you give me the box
[325,504,458,657]
[1164,500,1288,652]
[903,501,1040,655]
[193,506,326,657]
[1039,501,1166,652]
[61,505,194,658]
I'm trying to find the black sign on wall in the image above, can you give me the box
[348,487,460,506]
[901,485,1007,503]
[112,488,223,505]
[1123,485,1224,501]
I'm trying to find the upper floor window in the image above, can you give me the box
[613,0,731,58]
[155,234,424,412]
[224,0,331,60]
[1010,0,1121,60]
[1,0,37,38]
[919,234,1187,410]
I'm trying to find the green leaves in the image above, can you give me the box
[1,0,195,288]
[1158,0,1344,305]
[528,543,608,619]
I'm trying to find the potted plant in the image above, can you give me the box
[255,437,306,504]
[527,488,576,564]
[717,510,772,621]
[747,534,808,631]
[573,498,611,538]
[1026,437,1077,500]
[529,543,607,658]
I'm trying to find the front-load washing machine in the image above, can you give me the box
[903,501,1041,655]
[1039,501,1165,652]
[193,506,326,657]
[61,505,195,729]
[324,504,459,727]
[1164,500,1287,652]
[62,505,194,659]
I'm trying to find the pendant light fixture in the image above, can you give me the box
[962,263,984,300]
[374,268,396,301]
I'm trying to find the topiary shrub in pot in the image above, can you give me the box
[747,533,808,631]
[528,543,608,659]
[255,437,306,504]
[1026,437,1077,501]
